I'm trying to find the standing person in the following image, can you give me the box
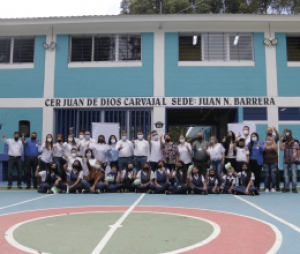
[53,134,66,181]
[116,131,134,171]
[234,138,249,172]
[206,136,225,187]
[106,135,119,171]
[241,126,251,144]
[22,132,39,189]
[248,133,264,191]
[1,132,23,189]
[192,132,209,177]
[132,130,149,172]
[222,131,236,170]
[75,130,85,157]
[160,133,179,172]
[78,130,97,158]
[147,130,163,171]
[89,135,108,168]
[38,134,53,171]
[62,134,77,156]
[178,135,192,168]
[280,129,299,193]
[263,136,278,193]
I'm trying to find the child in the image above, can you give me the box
[188,165,207,194]
[37,163,60,194]
[135,162,151,193]
[206,169,218,194]
[104,166,123,192]
[234,138,249,172]
[167,160,189,194]
[220,164,237,194]
[120,163,136,192]
[149,160,171,194]
[81,160,105,194]
[232,162,259,195]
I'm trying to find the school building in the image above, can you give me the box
[0,14,300,178]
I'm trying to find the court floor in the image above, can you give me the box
[0,188,299,254]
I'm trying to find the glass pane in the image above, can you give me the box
[0,38,11,63]
[94,35,115,61]
[202,33,225,61]
[179,35,201,61]
[287,37,300,62]
[229,33,253,60]
[13,38,35,63]
[71,37,92,62]
[119,35,141,61]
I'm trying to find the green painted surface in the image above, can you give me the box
[13,212,213,254]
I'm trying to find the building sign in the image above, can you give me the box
[45,97,276,107]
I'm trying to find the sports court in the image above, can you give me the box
[0,187,299,254]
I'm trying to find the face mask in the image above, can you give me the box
[179,139,185,143]
[143,167,149,170]
[286,136,292,141]
[227,135,232,139]
[85,135,90,140]
[137,135,143,140]
[165,138,171,142]
[243,130,249,135]
[71,153,76,158]
[209,174,215,177]
[210,140,215,144]
[14,137,19,141]
[128,167,133,171]
[198,136,203,141]
[31,136,37,141]
[47,138,52,142]
[267,133,272,137]
[228,172,233,176]
[239,144,244,148]
[251,137,257,142]
[121,136,127,141]
[86,153,92,158]
[73,165,79,170]
[110,139,116,144]
[265,140,272,145]
[152,135,158,141]
[158,164,163,168]
[79,135,84,140]
[95,164,101,169]
[57,139,62,143]
[98,139,105,144]
[68,138,73,142]
[243,168,248,172]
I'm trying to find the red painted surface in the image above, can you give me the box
[0,206,277,254]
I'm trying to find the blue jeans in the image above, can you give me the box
[134,156,147,171]
[118,157,132,171]
[81,179,105,192]
[283,164,298,189]
[263,163,277,189]
[210,159,223,187]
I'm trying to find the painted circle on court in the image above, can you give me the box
[0,206,281,254]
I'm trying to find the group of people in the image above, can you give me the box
[1,125,298,195]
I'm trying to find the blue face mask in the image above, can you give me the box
[85,135,90,140]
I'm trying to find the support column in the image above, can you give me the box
[42,107,55,138]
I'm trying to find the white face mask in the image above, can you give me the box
[85,135,90,140]
[152,135,158,141]
[179,139,185,143]
[265,140,272,145]
[110,139,116,144]
[79,135,84,140]
[121,136,127,141]
[71,153,76,158]
[243,130,249,135]
[68,138,73,142]
[137,135,143,140]
[228,172,233,176]
[86,153,92,158]
[252,137,257,142]
[95,164,101,169]
[47,138,52,142]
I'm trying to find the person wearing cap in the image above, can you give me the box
[280,128,299,193]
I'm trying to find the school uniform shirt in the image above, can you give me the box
[62,142,77,156]
[39,143,53,163]
[178,142,192,164]
[148,141,163,163]
[1,138,23,157]
[38,171,48,182]
[66,155,83,170]
[222,175,238,185]
[82,158,97,178]
[150,168,170,181]
[105,172,121,181]
[236,147,249,162]
[237,171,255,180]
[189,174,205,182]
[67,169,84,180]
[207,143,225,161]
[136,170,149,179]
[115,140,134,157]
[207,177,218,185]
[106,144,119,163]
[53,142,64,157]
[89,143,108,162]
[133,139,150,159]
[120,170,134,182]
[79,139,97,157]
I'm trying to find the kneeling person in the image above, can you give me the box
[81,159,105,193]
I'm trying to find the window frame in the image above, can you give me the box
[286,34,300,65]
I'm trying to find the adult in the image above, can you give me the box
[75,130,85,157]
[178,134,192,168]
[192,132,209,176]
[237,126,251,145]
[132,130,149,172]
[160,133,179,172]
[1,132,23,189]
[206,136,225,187]
[38,134,53,171]
[22,132,39,189]
[81,160,105,193]
[147,130,163,171]
[78,130,96,159]
[222,131,236,170]
[53,134,66,181]
[263,136,278,193]
[106,135,119,170]
[116,131,134,171]
[248,132,264,191]
[89,135,108,168]
[62,134,77,156]
[82,149,97,178]
[280,129,299,193]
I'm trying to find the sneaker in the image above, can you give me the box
[76,189,79,194]
[66,185,70,194]
[96,189,100,194]
[282,188,290,193]
[7,185,12,189]
[51,186,59,194]
[46,189,51,194]
[82,189,88,194]
[270,188,276,193]
[292,188,298,193]
[265,188,269,193]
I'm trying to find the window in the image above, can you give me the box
[179,32,253,61]
[70,34,141,62]
[286,36,300,62]
[0,37,35,64]
[243,108,267,121]
[278,108,300,121]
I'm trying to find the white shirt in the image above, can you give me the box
[62,142,77,156]
[241,135,251,145]
[75,137,85,156]
[148,141,163,162]
[236,147,249,162]
[226,143,235,158]
[66,155,83,170]
[207,177,218,185]
[53,142,64,157]
[222,175,237,185]
[116,140,134,157]
[134,139,150,159]
[39,143,53,163]
[207,143,225,160]
[79,138,97,157]
[136,170,149,179]
[38,171,47,182]
[2,138,23,156]
[189,174,205,182]
[237,171,255,180]
[150,169,170,180]
[89,143,108,162]
[67,169,84,180]
[82,158,97,178]
[178,142,192,164]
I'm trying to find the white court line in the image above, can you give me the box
[0,195,52,211]
[91,193,145,254]
[234,195,300,233]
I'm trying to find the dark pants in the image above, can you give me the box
[194,159,208,176]
[236,161,244,173]
[8,156,22,186]
[149,162,158,171]
[249,159,262,189]
[110,160,119,171]
[53,157,66,181]
[118,157,132,171]
[25,156,38,187]
[168,185,189,194]
[134,156,147,171]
